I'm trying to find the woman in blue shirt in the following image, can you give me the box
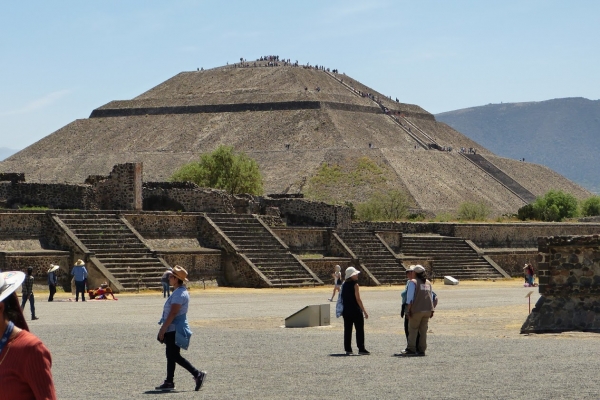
[156,266,207,392]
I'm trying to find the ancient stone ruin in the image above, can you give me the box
[521,235,600,333]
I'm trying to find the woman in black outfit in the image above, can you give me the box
[341,267,369,355]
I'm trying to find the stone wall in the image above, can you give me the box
[0,251,71,291]
[301,258,353,284]
[143,183,235,213]
[123,212,203,238]
[0,182,95,209]
[158,250,222,282]
[90,163,143,210]
[0,212,48,239]
[521,235,600,333]
[271,228,329,254]
[262,198,351,228]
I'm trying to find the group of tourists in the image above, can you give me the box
[333,264,437,357]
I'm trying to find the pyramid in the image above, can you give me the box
[1,61,591,215]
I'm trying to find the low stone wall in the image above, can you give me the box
[0,251,71,291]
[158,250,222,282]
[521,235,600,333]
[123,212,203,238]
[271,228,329,254]
[143,184,235,213]
[0,212,48,239]
[301,258,353,284]
[483,248,537,277]
[0,182,94,209]
[262,198,351,228]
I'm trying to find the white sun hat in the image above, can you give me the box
[0,271,26,303]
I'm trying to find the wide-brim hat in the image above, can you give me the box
[0,271,26,303]
[75,259,85,266]
[171,265,189,282]
[409,264,426,274]
[335,265,341,271]
[48,264,60,273]
[345,267,361,280]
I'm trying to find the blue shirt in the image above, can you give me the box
[161,286,189,333]
[71,266,88,281]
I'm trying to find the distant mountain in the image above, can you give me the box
[436,98,600,194]
[0,147,18,161]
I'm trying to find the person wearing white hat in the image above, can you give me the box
[399,265,435,356]
[47,264,59,302]
[341,266,370,355]
[71,259,88,302]
[0,271,57,399]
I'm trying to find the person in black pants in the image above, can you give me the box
[341,267,369,355]
[47,264,59,302]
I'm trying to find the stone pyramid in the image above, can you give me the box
[1,60,591,215]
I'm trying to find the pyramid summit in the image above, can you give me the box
[1,59,590,215]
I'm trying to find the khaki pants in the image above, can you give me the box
[407,311,430,353]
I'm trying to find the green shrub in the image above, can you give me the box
[457,202,490,221]
[355,190,409,221]
[580,196,600,217]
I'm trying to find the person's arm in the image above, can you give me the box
[354,284,368,319]
[405,281,416,318]
[83,267,88,280]
[25,341,57,400]
[158,303,182,341]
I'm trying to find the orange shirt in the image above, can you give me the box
[0,329,57,400]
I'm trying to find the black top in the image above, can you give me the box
[341,280,361,316]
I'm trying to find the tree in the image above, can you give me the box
[171,145,263,195]
[580,196,600,217]
[517,190,578,222]
[355,190,410,221]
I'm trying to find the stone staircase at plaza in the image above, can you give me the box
[206,213,322,287]
[401,235,505,280]
[461,153,537,204]
[337,230,404,285]
[54,212,167,291]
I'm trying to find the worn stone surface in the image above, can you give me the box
[521,235,600,333]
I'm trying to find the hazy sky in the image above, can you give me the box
[1,0,599,150]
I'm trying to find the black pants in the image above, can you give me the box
[343,312,366,353]
[164,331,199,383]
[403,316,420,350]
[48,285,56,301]
[75,280,86,301]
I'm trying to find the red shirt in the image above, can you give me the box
[0,329,57,400]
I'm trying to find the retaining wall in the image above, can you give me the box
[521,235,600,333]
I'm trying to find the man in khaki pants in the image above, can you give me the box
[399,265,434,356]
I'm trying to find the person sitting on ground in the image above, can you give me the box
[88,283,117,300]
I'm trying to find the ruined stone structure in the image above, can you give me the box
[521,235,600,333]
[0,63,591,216]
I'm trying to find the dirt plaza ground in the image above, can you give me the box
[23,280,600,399]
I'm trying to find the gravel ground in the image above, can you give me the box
[23,281,600,399]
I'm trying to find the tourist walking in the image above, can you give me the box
[328,265,342,302]
[341,266,369,355]
[161,268,172,298]
[156,266,206,391]
[524,263,535,287]
[20,267,38,320]
[0,270,57,399]
[399,265,434,356]
[71,259,88,302]
[47,264,59,302]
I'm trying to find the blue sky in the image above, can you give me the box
[1,0,599,150]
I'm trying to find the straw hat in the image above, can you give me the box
[0,271,26,303]
[48,264,60,273]
[75,259,85,266]
[171,265,189,282]
[344,267,361,280]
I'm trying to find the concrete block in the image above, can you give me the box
[285,304,330,328]
[444,276,459,285]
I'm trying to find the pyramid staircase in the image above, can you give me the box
[206,213,322,287]
[337,230,404,285]
[401,235,506,280]
[461,153,536,203]
[54,212,167,291]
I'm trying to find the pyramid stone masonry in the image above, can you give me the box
[1,61,592,215]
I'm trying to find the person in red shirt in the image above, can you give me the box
[0,271,57,400]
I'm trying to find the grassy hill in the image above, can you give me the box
[436,97,600,194]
